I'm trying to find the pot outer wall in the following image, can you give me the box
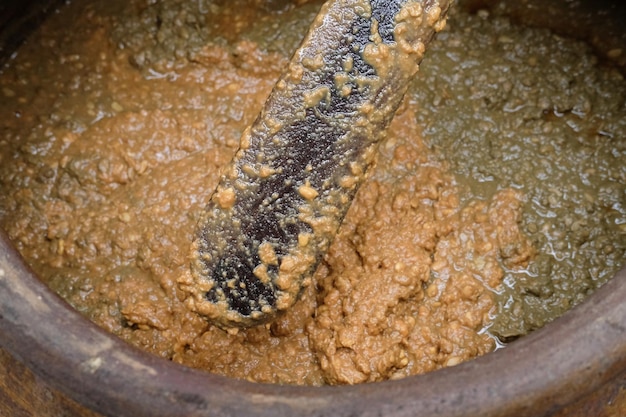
[1,0,626,416]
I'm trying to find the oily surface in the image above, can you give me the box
[0,0,624,385]
[409,6,626,338]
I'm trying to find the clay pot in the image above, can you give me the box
[0,1,625,416]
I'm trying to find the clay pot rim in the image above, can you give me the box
[1,230,625,417]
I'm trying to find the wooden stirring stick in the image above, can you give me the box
[186,0,451,328]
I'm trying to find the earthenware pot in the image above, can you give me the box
[0,1,625,416]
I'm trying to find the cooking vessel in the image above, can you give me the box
[0,0,625,416]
